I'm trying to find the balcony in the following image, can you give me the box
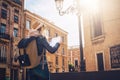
[6,0,22,7]
[12,0,22,5]
[0,57,6,64]
[0,32,10,42]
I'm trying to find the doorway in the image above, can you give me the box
[96,53,104,71]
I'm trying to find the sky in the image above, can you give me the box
[24,0,80,46]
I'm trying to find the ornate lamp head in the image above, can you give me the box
[55,0,64,11]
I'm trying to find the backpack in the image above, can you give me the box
[17,36,44,68]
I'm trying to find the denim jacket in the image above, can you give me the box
[36,36,60,56]
[36,35,60,66]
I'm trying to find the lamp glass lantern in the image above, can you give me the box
[55,0,64,11]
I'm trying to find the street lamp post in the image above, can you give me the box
[54,0,85,71]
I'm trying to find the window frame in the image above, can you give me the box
[90,6,104,39]
[26,20,31,29]
[2,2,8,9]
[62,48,65,55]
[1,9,7,19]
[13,28,18,37]
[0,23,6,33]
[56,56,58,65]
[14,9,19,14]
[14,15,19,23]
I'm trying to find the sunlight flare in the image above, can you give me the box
[79,0,99,11]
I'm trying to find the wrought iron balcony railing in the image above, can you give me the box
[12,0,22,5]
[6,0,22,6]
[0,57,6,64]
[0,32,10,41]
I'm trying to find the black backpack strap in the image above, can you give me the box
[36,36,44,56]
[19,49,21,55]
[23,49,27,54]
[42,48,45,70]
[18,36,36,48]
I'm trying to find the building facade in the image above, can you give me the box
[0,0,24,80]
[24,10,68,74]
[68,45,80,72]
[0,0,68,79]
[83,0,120,71]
